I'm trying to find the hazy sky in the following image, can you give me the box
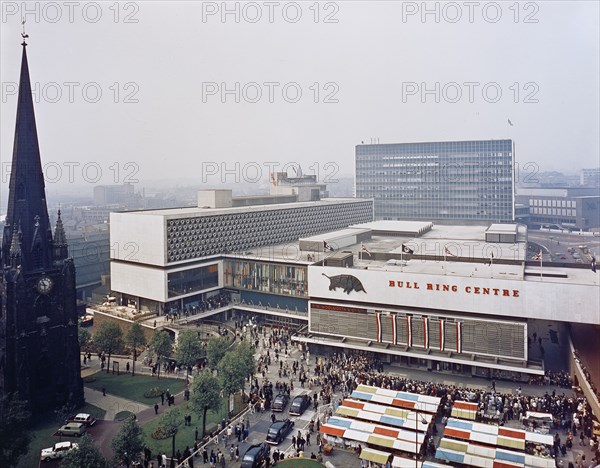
[1,1,599,203]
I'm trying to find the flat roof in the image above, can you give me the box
[117,198,368,218]
[486,223,518,234]
[300,227,371,242]
[225,224,599,285]
[351,220,433,235]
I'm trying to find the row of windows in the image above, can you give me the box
[167,264,219,298]
[531,199,576,208]
[531,208,575,217]
[223,260,307,297]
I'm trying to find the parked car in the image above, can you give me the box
[57,422,86,437]
[289,394,311,416]
[272,393,289,412]
[65,413,96,426]
[241,443,271,468]
[79,314,94,327]
[266,419,294,445]
[41,441,79,461]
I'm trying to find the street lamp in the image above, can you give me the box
[414,404,428,468]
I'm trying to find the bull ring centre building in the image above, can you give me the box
[108,191,600,381]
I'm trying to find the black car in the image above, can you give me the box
[241,443,271,468]
[289,394,311,416]
[272,393,289,412]
[266,419,295,445]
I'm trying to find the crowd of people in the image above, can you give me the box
[164,292,232,322]
[156,320,600,467]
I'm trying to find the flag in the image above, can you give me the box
[592,256,597,273]
[402,244,414,254]
[361,242,372,256]
[487,252,494,266]
[444,246,456,257]
[508,118,514,126]
[323,240,334,252]
[532,250,542,261]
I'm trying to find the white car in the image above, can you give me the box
[41,441,78,461]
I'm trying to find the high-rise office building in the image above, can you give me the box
[356,140,514,223]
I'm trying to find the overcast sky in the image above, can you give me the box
[1,1,599,203]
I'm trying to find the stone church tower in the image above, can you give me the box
[0,36,84,412]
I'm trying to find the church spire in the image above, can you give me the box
[1,34,53,271]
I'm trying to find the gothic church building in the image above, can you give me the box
[0,37,84,412]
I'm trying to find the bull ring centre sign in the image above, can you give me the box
[388,280,520,298]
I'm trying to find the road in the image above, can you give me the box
[527,230,599,263]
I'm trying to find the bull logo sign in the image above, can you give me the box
[322,273,366,294]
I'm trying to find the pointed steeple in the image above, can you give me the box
[1,38,53,271]
[53,210,69,260]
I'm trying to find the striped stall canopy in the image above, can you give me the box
[444,418,554,452]
[320,416,425,454]
[435,438,555,468]
[360,447,392,465]
[351,384,441,413]
[451,400,478,420]
[337,399,432,432]
[392,458,450,468]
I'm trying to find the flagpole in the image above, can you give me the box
[443,245,447,276]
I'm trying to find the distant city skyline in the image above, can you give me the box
[1,1,598,211]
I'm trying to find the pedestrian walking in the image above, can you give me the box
[154,403,159,414]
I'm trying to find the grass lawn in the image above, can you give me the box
[84,371,187,404]
[142,395,244,456]
[16,403,106,468]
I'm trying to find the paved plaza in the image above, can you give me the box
[77,317,599,467]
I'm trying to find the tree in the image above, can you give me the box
[62,434,109,468]
[175,329,204,370]
[189,371,222,438]
[235,341,256,383]
[206,336,230,369]
[78,326,91,350]
[157,409,182,468]
[0,393,31,467]
[217,350,247,399]
[94,321,124,374]
[125,322,147,377]
[149,330,173,379]
[111,417,145,468]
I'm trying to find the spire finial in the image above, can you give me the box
[21,18,29,46]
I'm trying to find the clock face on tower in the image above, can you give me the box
[37,276,54,295]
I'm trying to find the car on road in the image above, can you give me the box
[41,441,79,461]
[57,422,86,437]
[266,419,295,445]
[241,443,271,468]
[65,413,96,426]
[289,394,311,416]
[560,255,566,259]
[272,393,289,412]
